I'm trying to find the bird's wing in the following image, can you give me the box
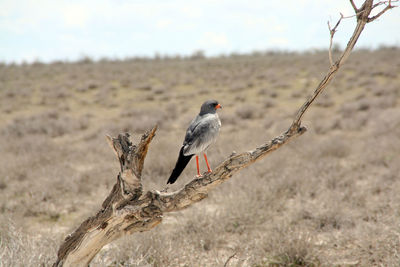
[183,113,221,156]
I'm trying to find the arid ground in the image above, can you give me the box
[1,47,400,266]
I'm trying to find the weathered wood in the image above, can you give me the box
[54,129,158,267]
[53,1,396,266]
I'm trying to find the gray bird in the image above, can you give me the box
[167,100,222,184]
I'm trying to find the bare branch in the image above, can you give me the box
[294,0,374,125]
[326,0,398,67]
[368,0,397,22]
[224,252,237,267]
[350,0,359,12]
[372,0,399,8]
[328,21,334,66]
[328,13,344,66]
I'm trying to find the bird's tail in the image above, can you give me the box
[167,147,193,184]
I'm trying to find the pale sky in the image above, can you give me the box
[1,0,399,63]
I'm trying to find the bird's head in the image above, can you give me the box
[199,100,222,115]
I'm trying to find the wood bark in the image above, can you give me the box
[53,1,396,266]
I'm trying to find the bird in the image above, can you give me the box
[167,100,222,184]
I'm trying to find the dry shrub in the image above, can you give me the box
[316,137,351,159]
[136,83,152,91]
[234,94,246,102]
[198,87,210,95]
[164,102,178,120]
[258,88,278,98]
[87,81,99,90]
[370,83,399,97]
[271,80,291,90]
[118,107,170,132]
[94,88,116,107]
[291,90,304,99]
[0,217,57,266]
[257,228,320,267]
[314,93,334,108]
[2,111,89,138]
[355,230,400,266]
[219,112,239,127]
[371,95,397,109]
[313,116,341,135]
[337,113,368,131]
[340,100,366,116]
[357,76,378,89]
[0,181,6,190]
[151,85,167,95]
[263,99,276,109]
[235,105,257,120]
[120,78,131,88]
[230,83,248,92]
[338,100,372,131]
[1,102,13,114]
[370,108,400,135]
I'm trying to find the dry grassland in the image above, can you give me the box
[0,47,400,266]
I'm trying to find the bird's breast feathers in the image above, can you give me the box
[183,113,221,156]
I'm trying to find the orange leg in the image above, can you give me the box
[196,155,202,177]
[204,153,212,173]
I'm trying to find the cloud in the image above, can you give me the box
[179,6,204,19]
[196,32,231,53]
[61,4,91,28]
[269,37,289,47]
[156,19,173,29]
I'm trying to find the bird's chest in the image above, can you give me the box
[208,117,221,135]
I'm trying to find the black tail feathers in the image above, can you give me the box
[167,147,193,184]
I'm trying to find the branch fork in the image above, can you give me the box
[327,0,397,66]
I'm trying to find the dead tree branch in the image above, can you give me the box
[350,0,359,12]
[53,1,396,266]
[328,13,344,66]
[368,0,397,21]
[294,0,395,125]
[224,252,237,267]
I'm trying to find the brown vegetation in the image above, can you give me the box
[1,45,400,266]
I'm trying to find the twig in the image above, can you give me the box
[350,0,359,12]
[295,0,397,126]
[368,0,396,22]
[372,0,399,8]
[328,13,344,66]
[224,252,237,267]
[326,1,377,66]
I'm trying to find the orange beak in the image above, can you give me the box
[215,103,222,109]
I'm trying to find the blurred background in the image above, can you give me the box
[1,1,400,266]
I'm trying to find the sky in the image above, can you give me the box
[1,0,399,63]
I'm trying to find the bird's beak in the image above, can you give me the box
[215,104,222,109]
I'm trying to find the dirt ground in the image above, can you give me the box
[0,47,400,266]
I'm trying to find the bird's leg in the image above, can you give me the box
[204,153,212,173]
[196,155,202,177]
